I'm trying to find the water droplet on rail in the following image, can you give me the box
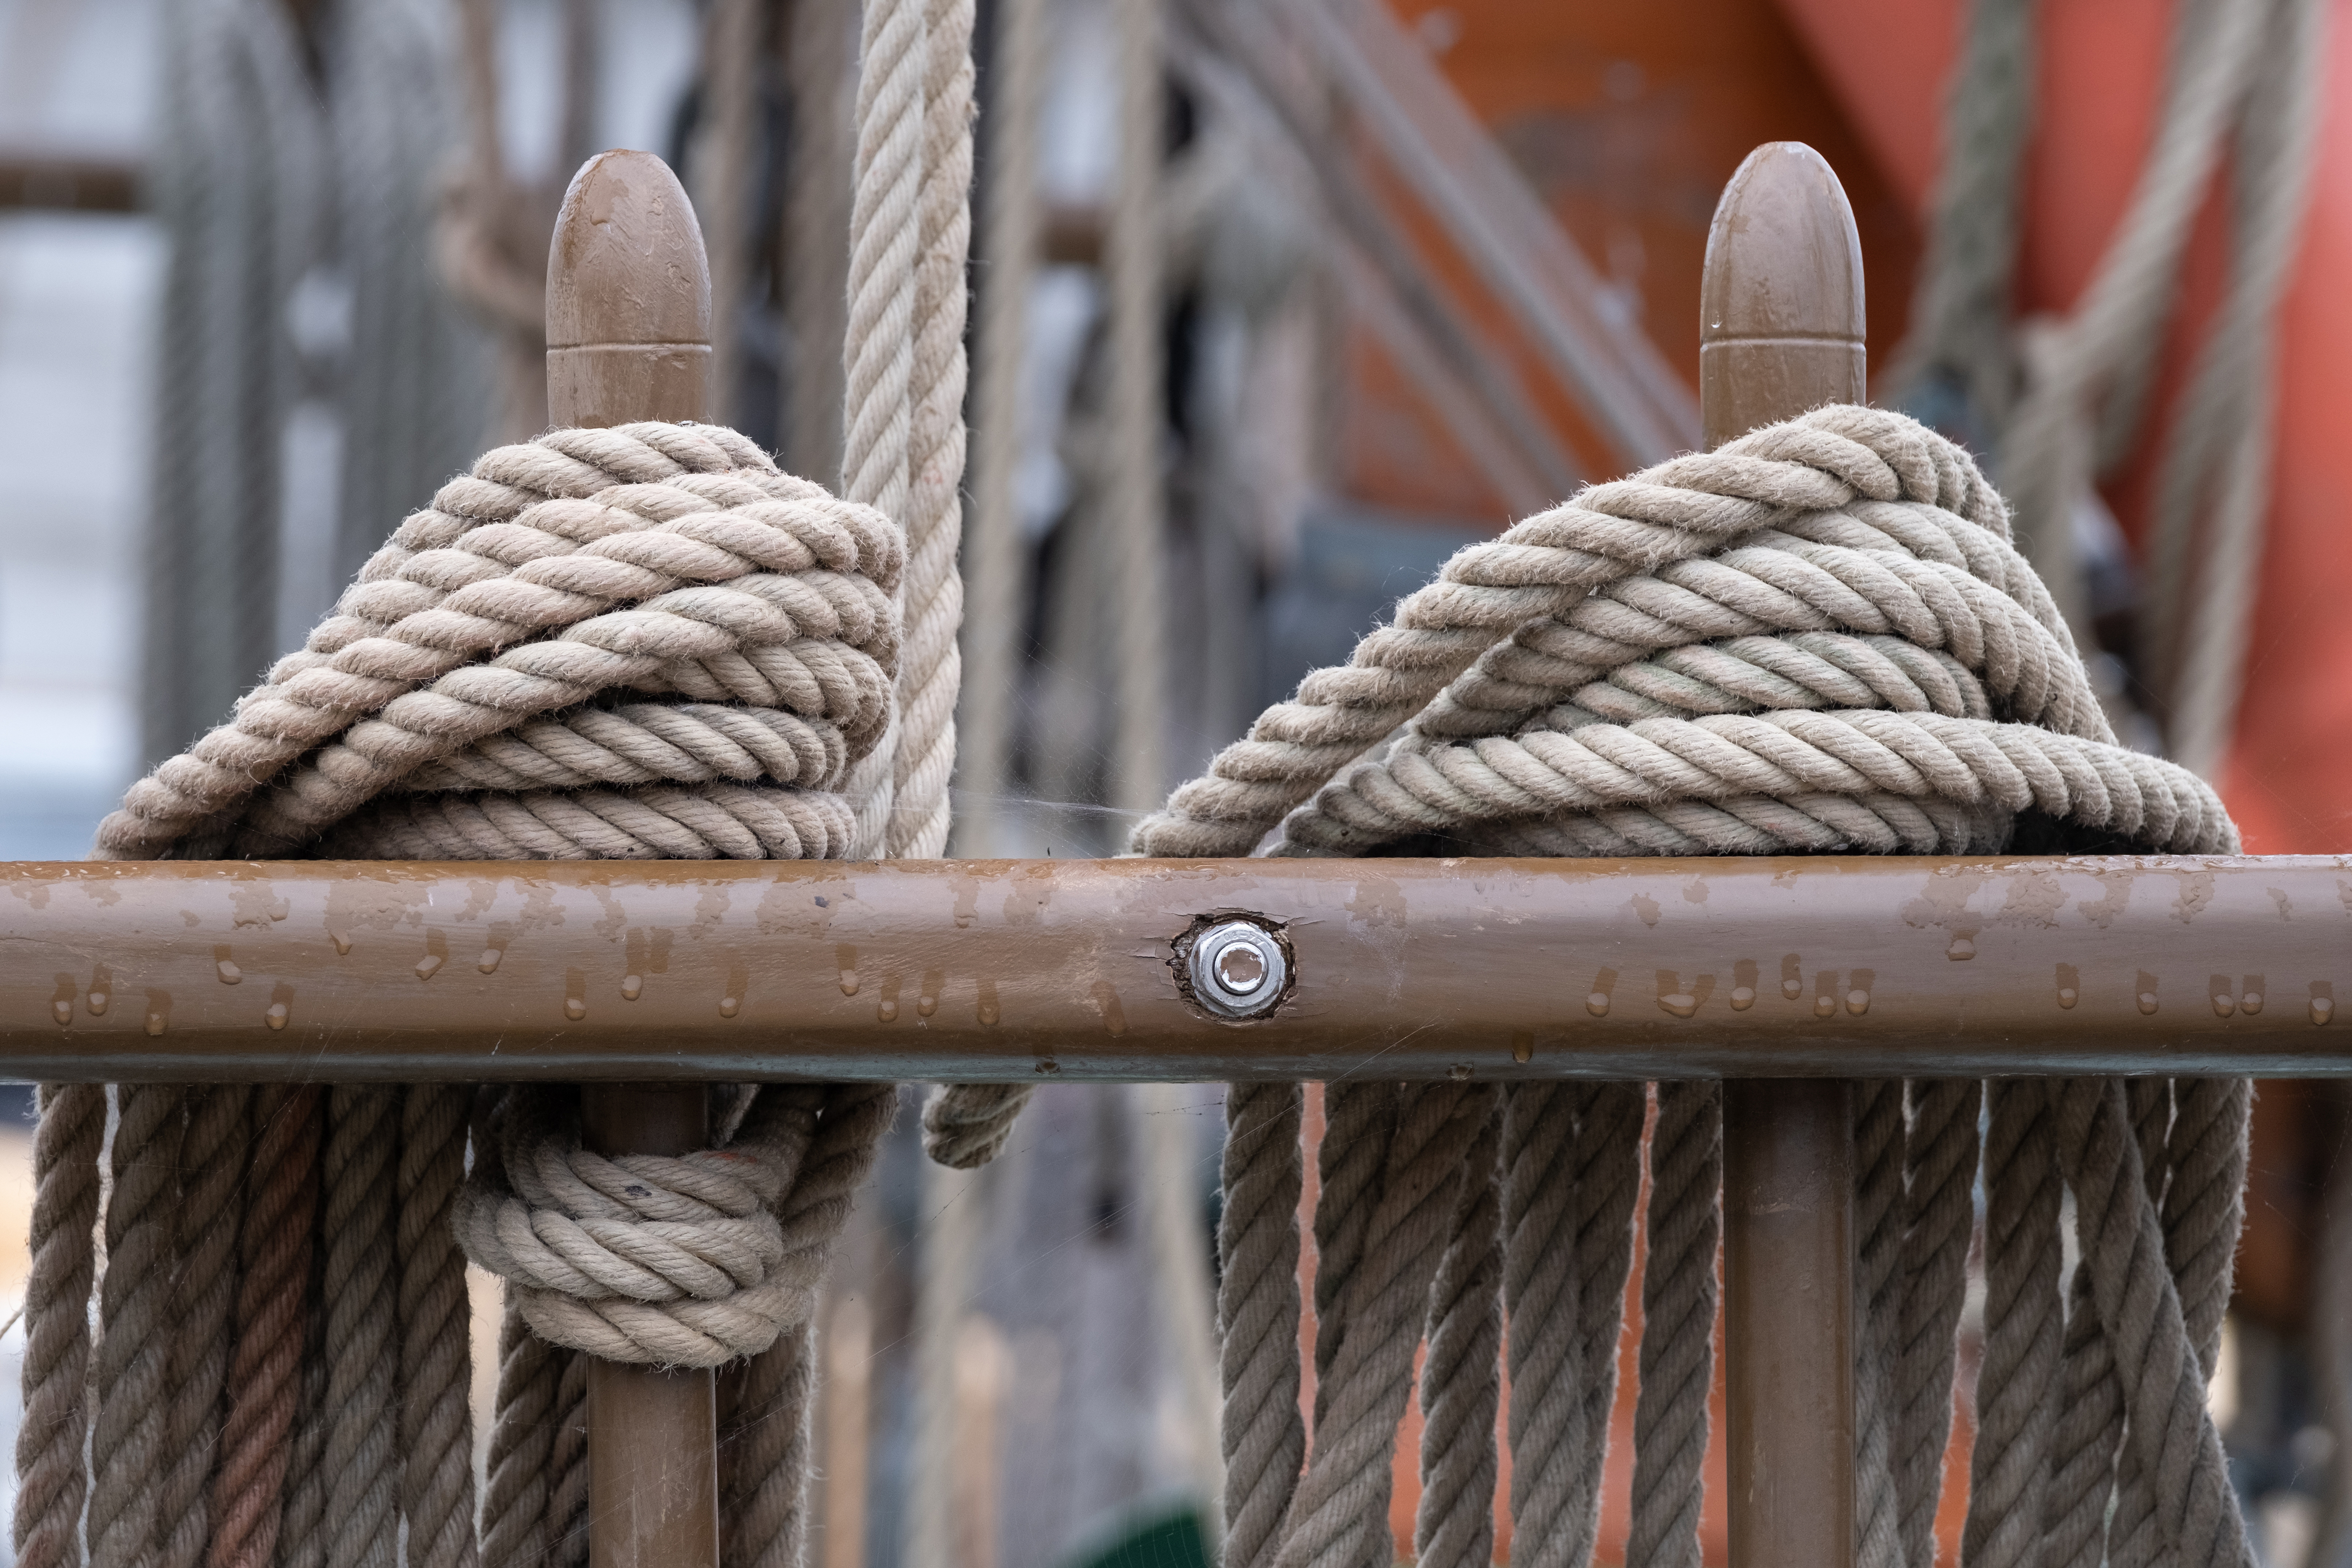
[2241,991,2264,1015]
[478,949,502,974]
[215,959,241,985]
[1947,937,1975,961]
[564,997,588,1021]
[1512,1030,1534,1063]
[1660,992,1697,1019]
[2211,994,2234,1019]
[329,931,352,956]
[145,1011,167,1036]
[86,992,108,1016]
[1846,989,1870,1016]
[718,996,740,1018]
[265,1003,289,1030]
[917,970,943,1019]
[2137,991,2159,1015]
[1814,995,1836,1018]
[50,999,72,1027]
[620,974,643,1001]
[1729,986,1756,1011]
[414,954,443,982]
[1587,992,1610,1018]
[877,997,898,1023]
[2315,997,2336,1025]
[977,979,1001,1027]
[2058,988,2078,1009]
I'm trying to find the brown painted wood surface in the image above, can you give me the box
[543,147,721,1568]
[3,853,2345,1079]
[545,150,715,429]
[1706,142,1861,1568]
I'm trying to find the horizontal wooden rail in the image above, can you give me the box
[1,854,2345,1080]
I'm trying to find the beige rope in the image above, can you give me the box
[1624,1081,1720,1568]
[1502,1082,1639,1568]
[157,1087,250,1568]
[1892,1079,1980,1568]
[16,1083,103,1568]
[399,1086,479,1568]
[89,1086,183,1568]
[1217,1083,1305,1568]
[322,1086,399,1568]
[1854,1080,1906,1568]
[921,1083,1033,1169]
[1965,1080,2065,1568]
[1414,1097,1501,1568]
[1276,1084,1491,1568]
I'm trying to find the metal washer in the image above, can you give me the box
[1187,919,1287,1020]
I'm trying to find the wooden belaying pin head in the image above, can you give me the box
[544,149,714,429]
[1699,141,1866,450]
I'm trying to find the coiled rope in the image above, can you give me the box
[1148,405,2250,1568]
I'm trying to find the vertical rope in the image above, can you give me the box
[1414,1098,1500,1568]
[1312,1082,1394,1436]
[89,1085,185,1568]
[321,1085,399,1568]
[1218,1084,1305,1568]
[398,1085,478,1568]
[720,1323,817,1568]
[956,0,1049,854]
[1104,0,1168,814]
[2104,1077,2177,1568]
[1625,1080,1721,1568]
[1276,1085,1490,1568]
[840,0,926,851]
[1892,1079,1981,1568]
[888,0,975,857]
[1964,1079,2065,1568]
[16,1082,104,1568]
[207,1085,321,1568]
[1853,1079,1906,1568]
[1502,1082,1640,1568]
[2051,1078,2254,1568]
[157,1086,251,1568]
[482,1304,560,1568]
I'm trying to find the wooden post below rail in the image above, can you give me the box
[1705,141,1865,1568]
[546,148,722,1568]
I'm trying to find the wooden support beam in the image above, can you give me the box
[543,148,721,1568]
[1705,142,1867,1568]
[2,853,2343,1079]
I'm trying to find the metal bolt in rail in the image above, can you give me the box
[1186,919,1288,1019]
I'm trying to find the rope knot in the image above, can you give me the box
[456,1086,828,1369]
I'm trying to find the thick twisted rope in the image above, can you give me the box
[2054,1078,2254,1568]
[1414,1100,1501,1568]
[1276,1084,1490,1568]
[1136,407,2227,861]
[89,1086,183,1568]
[1502,1082,1640,1568]
[889,0,973,857]
[400,1086,479,1568]
[1854,1080,1907,1568]
[1965,1080,2065,1568]
[96,425,899,861]
[16,1083,103,1568]
[1892,1079,1980,1568]
[207,1086,321,1568]
[1218,1083,1306,1568]
[1625,1081,1721,1568]
[322,1086,400,1568]
[157,1087,251,1568]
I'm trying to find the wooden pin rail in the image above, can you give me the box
[2,854,2345,1079]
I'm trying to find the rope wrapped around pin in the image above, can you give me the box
[1133,405,2235,860]
[457,1086,844,1369]
[93,421,902,862]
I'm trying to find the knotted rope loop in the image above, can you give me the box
[457,1086,829,1370]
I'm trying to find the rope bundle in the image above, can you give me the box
[1153,406,2254,1568]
